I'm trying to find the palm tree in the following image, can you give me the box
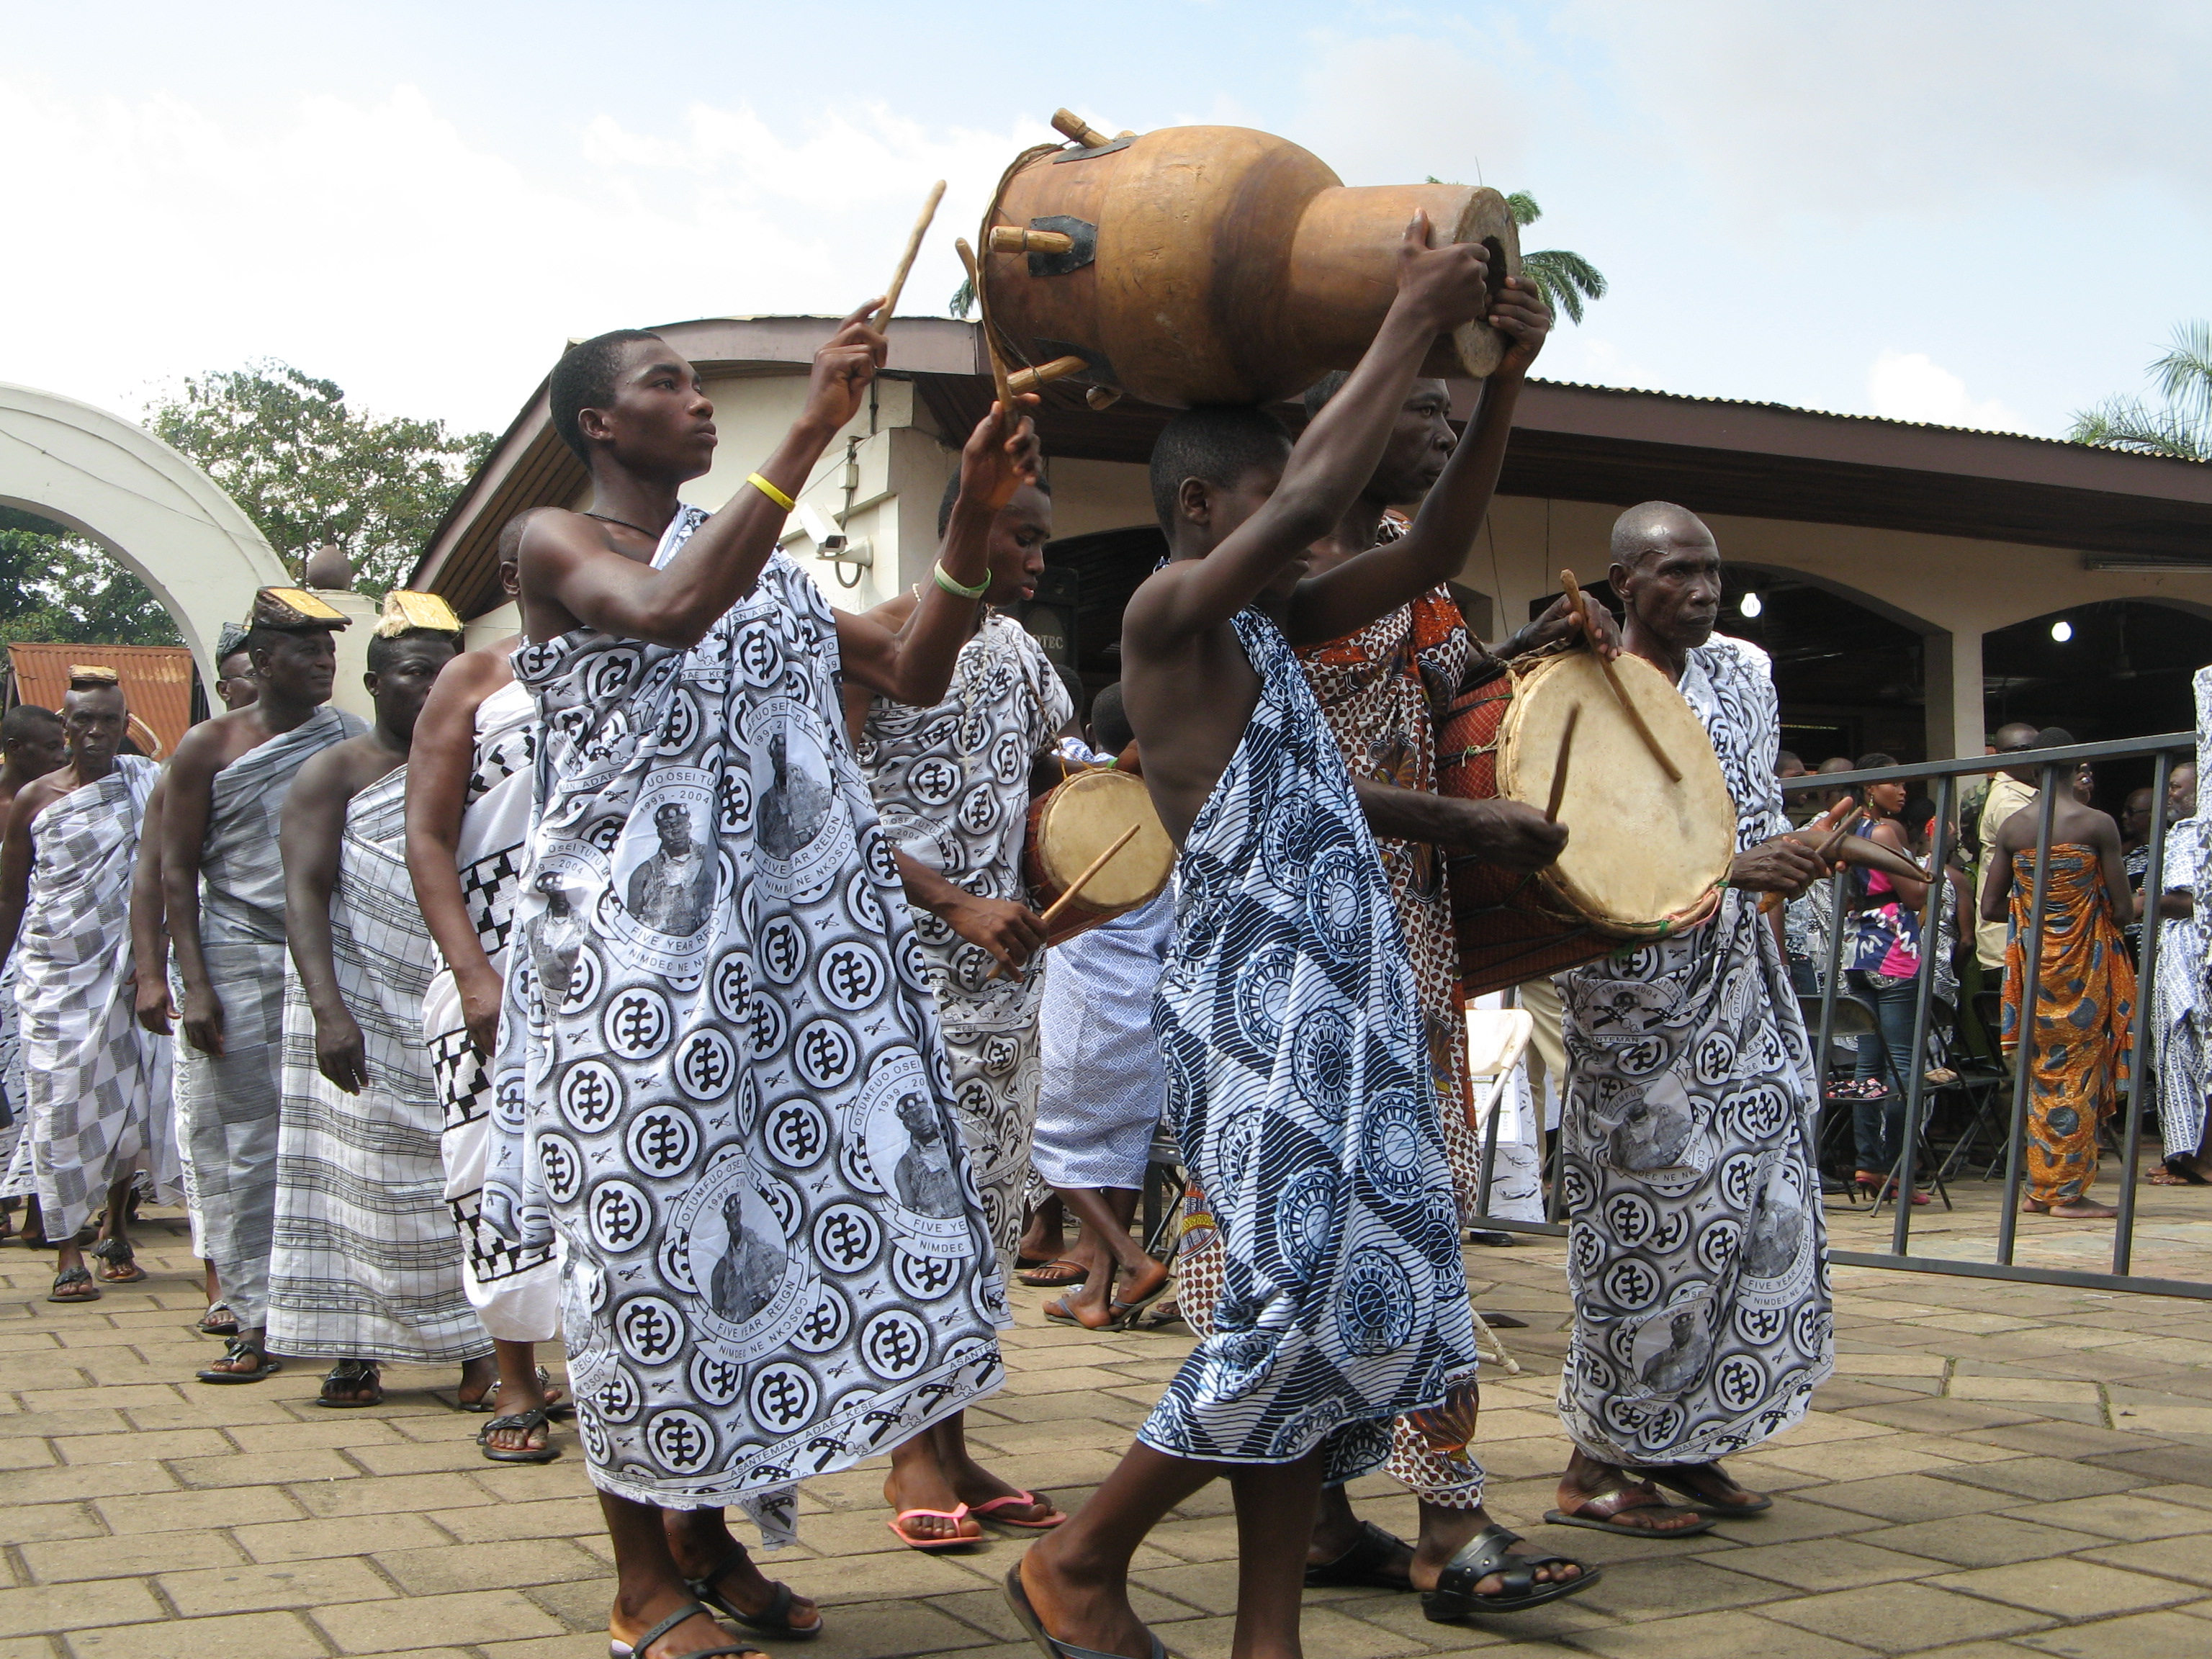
[2069,321,2212,462]
[1426,182,1607,324]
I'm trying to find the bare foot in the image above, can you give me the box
[2047,1199,2118,1218]
[1017,1542,1153,1659]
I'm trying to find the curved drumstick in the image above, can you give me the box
[1560,570,1680,783]
[954,237,1015,412]
[984,820,1141,981]
[1758,795,1853,914]
[873,180,946,334]
[1544,704,1580,822]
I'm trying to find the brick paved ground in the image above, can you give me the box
[4,1192,2212,1659]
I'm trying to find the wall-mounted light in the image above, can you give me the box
[2050,619,2074,642]
[1738,592,1763,619]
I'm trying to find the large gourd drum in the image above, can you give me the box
[1439,649,1737,997]
[978,112,1523,409]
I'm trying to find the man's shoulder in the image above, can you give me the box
[1698,631,1773,678]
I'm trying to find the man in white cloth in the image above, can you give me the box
[484,310,1044,1659]
[2149,763,2212,1184]
[1545,502,1833,1539]
[407,509,569,1462]
[165,587,364,1383]
[0,702,65,1240]
[1025,684,1179,1323]
[269,594,482,1407]
[850,466,1077,1545]
[0,669,177,1303]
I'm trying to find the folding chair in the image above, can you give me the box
[1801,993,1953,1213]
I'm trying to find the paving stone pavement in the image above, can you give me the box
[4,1203,2212,1659]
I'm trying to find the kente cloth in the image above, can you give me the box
[1976,774,2036,968]
[1557,634,1833,1468]
[857,610,1072,1269]
[2,758,181,1238]
[174,704,363,1326]
[485,510,1005,1524]
[1031,886,1175,1192]
[1295,575,1492,1216]
[2000,843,2136,1205]
[423,676,560,1343]
[1142,605,1480,1483]
[268,768,487,1363]
[2154,817,2210,1162]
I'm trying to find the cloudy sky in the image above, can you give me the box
[5,1,2206,441]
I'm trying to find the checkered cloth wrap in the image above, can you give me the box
[423,676,559,1341]
[1141,606,1480,1482]
[269,766,487,1363]
[175,705,361,1326]
[1,758,181,1237]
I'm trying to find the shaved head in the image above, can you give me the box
[1991,722,2038,752]
[1610,501,1712,570]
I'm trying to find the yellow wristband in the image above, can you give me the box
[745,472,796,513]
[932,559,990,600]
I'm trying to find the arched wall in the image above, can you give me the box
[0,382,288,689]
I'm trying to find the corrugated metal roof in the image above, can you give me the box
[5,644,197,758]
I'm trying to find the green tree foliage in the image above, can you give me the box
[2069,321,2212,462]
[0,508,181,649]
[146,361,495,597]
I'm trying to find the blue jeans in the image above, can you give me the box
[1847,969,1917,1172]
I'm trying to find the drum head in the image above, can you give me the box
[1499,652,1735,931]
[1036,770,1176,909]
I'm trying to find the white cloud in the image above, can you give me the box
[0,77,1049,433]
[1866,349,2027,433]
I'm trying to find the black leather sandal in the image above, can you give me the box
[1304,1519,1413,1589]
[1421,1523,1599,1622]
[684,1546,822,1640]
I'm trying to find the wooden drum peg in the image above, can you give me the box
[989,225,1078,256]
[1006,355,1089,396]
[1052,108,1116,149]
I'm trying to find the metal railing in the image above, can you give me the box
[1467,732,2208,1300]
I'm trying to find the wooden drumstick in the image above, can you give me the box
[1758,797,1856,914]
[1544,704,1580,822]
[953,238,1015,413]
[1561,570,1681,783]
[984,821,1141,980]
[873,180,946,335]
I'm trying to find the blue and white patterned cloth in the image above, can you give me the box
[1139,606,1479,1480]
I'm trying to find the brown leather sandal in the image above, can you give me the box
[1545,1475,1714,1537]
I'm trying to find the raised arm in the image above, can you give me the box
[1128,216,1495,647]
[836,399,1042,705]
[404,653,508,1058]
[130,778,173,1034]
[162,727,225,1056]
[281,755,367,1094]
[521,303,887,649]
[1286,274,1552,646]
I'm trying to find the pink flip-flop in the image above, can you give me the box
[972,1489,1065,1530]
[888,1503,981,1550]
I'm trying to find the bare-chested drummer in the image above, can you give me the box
[164,588,363,1384]
[487,307,1045,1659]
[1012,220,1590,1659]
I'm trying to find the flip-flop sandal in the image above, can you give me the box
[314,1359,384,1408]
[1041,1295,1110,1331]
[1421,1522,1599,1621]
[607,1599,763,1659]
[197,1339,282,1383]
[1104,1276,1172,1331]
[2154,1161,2211,1186]
[1004,1562,1166,1659]
[197,1303,240,1336]
[1304,1518,1413,1589]
[972,1490,1065,1531]
[888,1503,981,1550]
[458,1364,572,1416]
[88,1238,146,1283]
[684,1546,823,1640]
[47,1265,101,1303]
[1017,1259,1090,1289]
[477,1405,562,1464]
[1544,1478,1714,1538]
[1632,1463,1772,1518]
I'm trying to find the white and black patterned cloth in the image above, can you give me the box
[2155,816,2210,1161]
[423,677,560,1342]
[1141,606,1480,1480]
[0,957,27,1179]
[1,758,179,1237]
[485,511,1005,1526]
[1557,634,1833,1466]
[858,611,1071,1269]
[269,768,487,1364]
[1031,886,1174,1193]
[174,705,362,1327]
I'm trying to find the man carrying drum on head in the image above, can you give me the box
[1289,373,1617,1597]
[1544,503,1833,1539]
